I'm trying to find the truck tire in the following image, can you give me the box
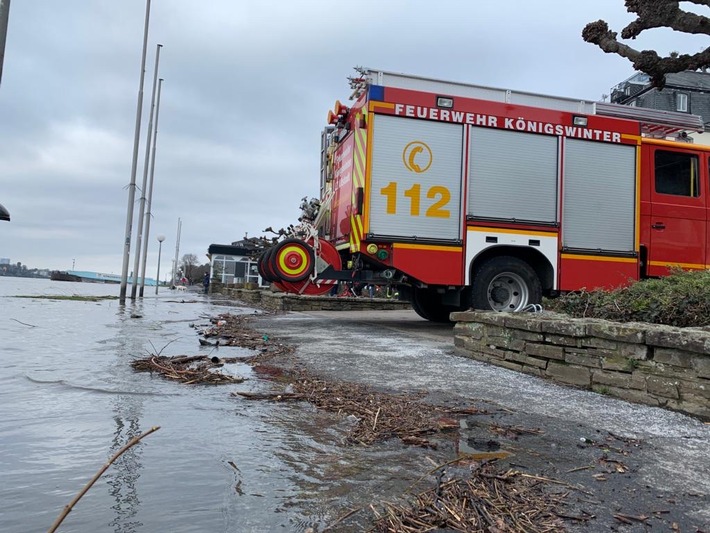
[257,248,274,282]
[412,288,460,323]
[471,256,541,312]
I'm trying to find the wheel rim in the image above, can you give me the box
[486,272,529,312]
[273,240,314,282]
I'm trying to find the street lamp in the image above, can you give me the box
[155,234,165,295]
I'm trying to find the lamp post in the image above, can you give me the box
[155,234,165,295]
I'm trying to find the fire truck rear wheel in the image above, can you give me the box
[471,256,541,312]
[412,288,462,323]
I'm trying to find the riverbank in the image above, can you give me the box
[249,308,710,531]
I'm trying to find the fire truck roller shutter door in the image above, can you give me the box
[368,115,463,241]
[471,256,542,312]
[468,127,558,223]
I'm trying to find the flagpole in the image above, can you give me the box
[119,0,152,304]
[139,76,164,296]
[132,43,162,298]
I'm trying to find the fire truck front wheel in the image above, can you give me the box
[471,256,542,312]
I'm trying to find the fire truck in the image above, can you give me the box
[258,68,708,321]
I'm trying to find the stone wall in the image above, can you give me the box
[451,311,710,420]
[216,288,411,313]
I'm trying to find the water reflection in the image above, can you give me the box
[106,394,144,533]
[107,302,147,533]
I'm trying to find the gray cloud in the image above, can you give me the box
[0,0,704,274]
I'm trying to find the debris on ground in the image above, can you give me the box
[235,376,469,447]
[130,355,245,385]
[131,313,294,385]
[201,313,290,352]
[133,312,590,531]
[368,462,570,532]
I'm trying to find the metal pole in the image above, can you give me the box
[155,235,165,295]
[132,43,162,299]
[0,0,11,87]
[138,67,163,298]
[172,218,181,286]
[120,0,152,304]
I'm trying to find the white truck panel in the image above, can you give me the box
[465,229,558,288]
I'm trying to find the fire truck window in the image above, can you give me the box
[654,150,699,197]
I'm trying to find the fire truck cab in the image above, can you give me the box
[259,69,708,321]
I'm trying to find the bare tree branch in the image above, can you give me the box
[583,0,710,87]
[622,0,710,38]
[48,426,160,533]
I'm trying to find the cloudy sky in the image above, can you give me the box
[1,0,707,277]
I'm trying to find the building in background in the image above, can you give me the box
[610,71,710,144]
[207,242,268,288]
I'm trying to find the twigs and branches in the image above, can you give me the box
[128,313,579,531]
[131,313,293,385]
[47,426,160,533]
[131,354,246,384]
[583,0,710,87]
[369,462,567,532]
[237,376,461,447]
[201,314,469,447]
[10,318,37,327]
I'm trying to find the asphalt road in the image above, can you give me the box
[255,308,710,532]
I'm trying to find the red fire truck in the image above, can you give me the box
[258,68,708,321]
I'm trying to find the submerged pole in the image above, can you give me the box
[134,45,162,298]
[119,0,152,304]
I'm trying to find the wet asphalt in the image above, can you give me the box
[254,308,710,532]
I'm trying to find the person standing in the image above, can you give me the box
[203,272,210,294]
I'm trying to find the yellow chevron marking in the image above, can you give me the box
[354,214,363,236]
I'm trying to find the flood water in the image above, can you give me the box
[0,277,431,532]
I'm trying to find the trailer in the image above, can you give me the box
[258,68,708,321]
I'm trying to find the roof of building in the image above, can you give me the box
[207,244,254,257]
[663,71,710,91]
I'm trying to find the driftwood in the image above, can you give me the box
[131,355,245,385]
[128,313,579,531]
[370,463,566,533]
[48,426,160,533]
[201,313,481,448]
[237,374,468,447]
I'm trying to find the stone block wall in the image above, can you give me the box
[216,288,411,312]
[451,311,710,420]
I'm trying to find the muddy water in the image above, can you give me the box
[0,278,441,532]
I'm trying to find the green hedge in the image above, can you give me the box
[545,270,710,328]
